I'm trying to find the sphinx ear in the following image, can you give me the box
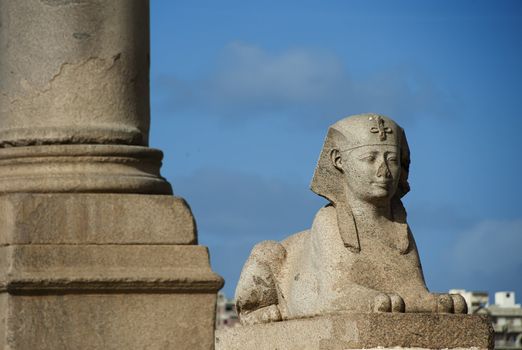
[330,149,344,173]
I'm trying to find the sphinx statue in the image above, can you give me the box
[235,113,468,325]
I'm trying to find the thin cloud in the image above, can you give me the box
[173,167,325,240]
[452,219,522,277]
[421,219,522,298]
[154,42,456,126]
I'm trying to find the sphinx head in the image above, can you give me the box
[310,113,411,252]
[311,113,410,206]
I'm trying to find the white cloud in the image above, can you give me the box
[155,42,455,125]
[209,42,346,108]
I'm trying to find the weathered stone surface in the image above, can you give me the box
[0,228,223,349]
[0,193,195,245]
[0,0,223,348]
[0,0,150,147]
[2,293,217,350]
[216,313,494,350]
[0,144,172,194]
[0,192,223,350]
[235,114,467,325]
[0,244,223,293]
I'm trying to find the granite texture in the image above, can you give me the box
[2,293,218,350]
[0,244,222,293]
[216,313,494,350]
[0,193,196,245]
[0,1,169,195]
[0,0,150,147]
[0,243,223,350]
[0,144,172,194]
[0,193,223,350]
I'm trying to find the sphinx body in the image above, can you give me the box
[235,114,467,325]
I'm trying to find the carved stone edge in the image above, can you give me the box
[0,126,145,148]
[0,144,172,194]
[0,244,225,294]
[216,313,494,350]
[0,271,224,294]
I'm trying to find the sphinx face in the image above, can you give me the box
[341,144,401,203]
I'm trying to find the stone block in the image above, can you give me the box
[0,193,195,244]
[0,243,222,350]
[0,244,222,293]
[0,193,223,350]
[1,293,217,350]
[215,313,494,350]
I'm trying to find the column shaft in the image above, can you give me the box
[0,0,150,146]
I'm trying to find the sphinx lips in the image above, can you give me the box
[371,182,391,189]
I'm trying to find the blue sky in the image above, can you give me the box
[149,1,522,301]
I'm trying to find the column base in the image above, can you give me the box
[0,144,172,194]
[0,193,223,350]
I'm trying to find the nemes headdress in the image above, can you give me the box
[310,113,411,253]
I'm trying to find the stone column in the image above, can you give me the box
[0,1,223,349]
[0,0,170,194]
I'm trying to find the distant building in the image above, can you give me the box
[216,292,239,329]
[484,292,522,350]
[451,290,522,350]
[449,289,489,314]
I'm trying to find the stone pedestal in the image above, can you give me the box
[0,194,223,349]
[215,313,494,350]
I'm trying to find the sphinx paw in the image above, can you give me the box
[436,294,454,313]
[240,304,282,325]
[389,293,405,313]
[450,293,468,314]
[373,293,392,312]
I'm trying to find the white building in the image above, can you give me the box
[216,292,239,329]
[451,290,522,350]
[485,292,522,350]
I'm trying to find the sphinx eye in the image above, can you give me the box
[385,153,398,164]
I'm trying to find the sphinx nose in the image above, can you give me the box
[376,161,391,178]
